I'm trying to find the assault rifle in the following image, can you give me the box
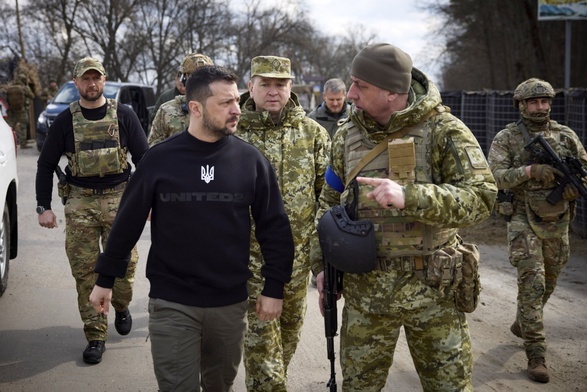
[524,134,587,205]
[323,260,343,391]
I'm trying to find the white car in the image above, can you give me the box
[0,116,18,296]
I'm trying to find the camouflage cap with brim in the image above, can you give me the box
[74,57,106,78]
[251,56,295,79]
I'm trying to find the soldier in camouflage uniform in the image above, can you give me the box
[41,79,59,107]
[35,57,148,365]
[237,55,331,391]
[312,43,496,391]
[148,53,213,146]
[487,78,587,383]
[149,71,185,125]
[6,72,35,148]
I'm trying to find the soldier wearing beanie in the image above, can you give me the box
[488,78,587,384]
[237,55,331,391]
[148,53,213,146]
[311,43,497,390]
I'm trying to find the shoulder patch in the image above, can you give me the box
[465,146,488,170]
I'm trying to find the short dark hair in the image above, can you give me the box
[185,65,238,104]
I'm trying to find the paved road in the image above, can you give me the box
[1,145,586,391]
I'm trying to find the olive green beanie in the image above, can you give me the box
[351,43,413,94]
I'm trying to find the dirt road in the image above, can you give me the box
[1,147,586,391]
[274,216,587,391]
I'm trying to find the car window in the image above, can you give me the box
[103,84,119,99]
[52,83,80,104]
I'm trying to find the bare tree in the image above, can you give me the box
[72,0,143,81]
[3,0,397,102]
[23,0,86,85]
[300,26,376,88]
[428,0,587,90]
[226,0,316,87]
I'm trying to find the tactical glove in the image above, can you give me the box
[530,164,562,185]
[563,183,579,200]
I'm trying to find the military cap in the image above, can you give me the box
[250,56,295,79]
[74,57,106,78]
[179,53,213,75]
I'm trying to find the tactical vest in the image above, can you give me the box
[343,108,457,258]
[509,121,570,221]
[7,85,25,111]
[67,99,127,177]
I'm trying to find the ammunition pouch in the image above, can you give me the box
[57,182,70,205]
[454,240,481,313]
[317,205,377,274]
[526,189,568,222]
[496,190,514,221]
[417,238,481,313]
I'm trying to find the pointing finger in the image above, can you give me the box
[356,176,384,185]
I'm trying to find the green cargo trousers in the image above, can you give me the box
[65,187,138,342]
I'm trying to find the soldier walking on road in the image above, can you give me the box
[148,53,213,146]
[6,72,35,148]
[312,43,496,391]
[35,57,149,365]
[487,78,587,383]
[238,55,331,391]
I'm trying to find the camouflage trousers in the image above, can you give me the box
[507,213,569,360]
[6,110,29,147]
[64,187,138,342]
[244,251,310,392]
[340,269,473,392]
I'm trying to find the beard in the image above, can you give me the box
[80,88,103,102]
[523,109,550,124]
[519,102,550,125]
[202,108,237,139]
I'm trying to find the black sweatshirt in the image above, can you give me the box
[95,131,295,307]
[35,101,149,210]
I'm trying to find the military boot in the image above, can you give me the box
[527,357,549,383]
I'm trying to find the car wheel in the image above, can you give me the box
[0,203,10,296]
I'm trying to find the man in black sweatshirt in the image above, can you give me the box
[89,65,294,391]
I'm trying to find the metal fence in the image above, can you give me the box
[440,89,587,238]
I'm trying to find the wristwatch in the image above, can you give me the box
[36,206,46,215]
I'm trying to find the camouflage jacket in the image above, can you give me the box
[6,81,34,113]
[487,119,587,235]
[237,91,331,254]
[148,95,189,146]
[150,86,182,123]
[488,119,587,195]
[311,68,497,276]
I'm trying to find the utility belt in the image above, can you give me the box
[376,255,425,272]
[69,182,127,196]
[375,241,482,313]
